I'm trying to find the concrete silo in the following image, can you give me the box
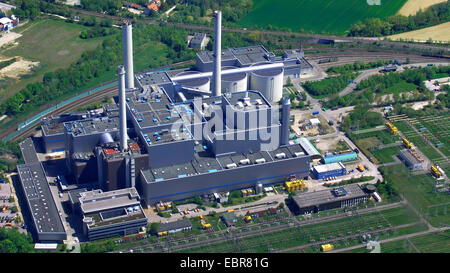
[250,63,284,103]
[221,66,248,94]
[175,71,211,92]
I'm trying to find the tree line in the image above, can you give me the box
[327,60,394,74]
[348,1,449,37]
[302,72,358,98]
[0,227,34,253]
[0,21,194,120]
[324,66,450,109]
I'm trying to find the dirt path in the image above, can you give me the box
[0,32,22,48]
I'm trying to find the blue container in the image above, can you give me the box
[323,152,357,164]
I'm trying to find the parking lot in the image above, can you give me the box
[0,180,20,228]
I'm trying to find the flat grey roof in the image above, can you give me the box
[79,187,141,214]
[399,149,422,165]
[190,33,206,46]
[158,218,192,232]
[127,90,186,129]
[17,162,66,235]
[65,116,119,136]
[224,90,270,111]
[313,162,345,173]
[85,208,146,229]
[142,143,309,183]
[135,71,172,86]
[197,48,235,64]
[222,71,246,81]
[176,77,210,87]
[68,188,88,206]
[251,67,283,76]
[19,138,39,164]
[196,45,270,66]
[292,184,366,209]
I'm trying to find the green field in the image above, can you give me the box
[394,121,444,162]
[0,19,105,102]
[409,113,450,159]
[350,128,400,164]
[380,164,450,227]
[381,230,450,253]
[238,0,407,34]
[372,146,402,164]
[175,206,420,253]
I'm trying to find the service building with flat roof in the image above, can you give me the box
[78,188,147,240]
[157,218,192,234]
[17,162,67,242]
[398,149,426,170]
[291,184,367,214]
[312,162,346,179]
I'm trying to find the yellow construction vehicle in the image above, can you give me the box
[285,179,306,192]
[244,215,252,223]
[385,122,398,135]
[321,244,334,252]
[357,164,364,172]
[403,138,412,149]
[157,231,168,237]
[431,166,442,178]
[201,223,211,229]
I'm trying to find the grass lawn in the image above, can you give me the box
[238,0,407,34]
[0,19,105,102]
[354,137,382,164]
[372,146,402,164]
[176,205,420,253]
[381,229,450,253]
[380,164,450,227]
[383,80,417,94]
[394,121,444,162]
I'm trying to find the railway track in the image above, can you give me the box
[66,6,450,53]
[1,85,119,142]
[113,202,404,253]
[0,59,194,142]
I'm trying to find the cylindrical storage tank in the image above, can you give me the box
[175,71,210,92]
[256,183,263,194]
[365,184,376,193]
[250,62,284,103]
[221,66,248,94]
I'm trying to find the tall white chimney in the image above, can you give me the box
[281,97,291,146]
[118,65,128,152]
[122,21,135,90]
[213,10,222,97]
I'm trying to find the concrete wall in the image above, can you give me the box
[147,139,195,169]
[42,132,65,153]
[140,155,310,205]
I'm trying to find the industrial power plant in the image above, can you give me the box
[17,12,317,242]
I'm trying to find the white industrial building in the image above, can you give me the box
[309,118,320,127]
